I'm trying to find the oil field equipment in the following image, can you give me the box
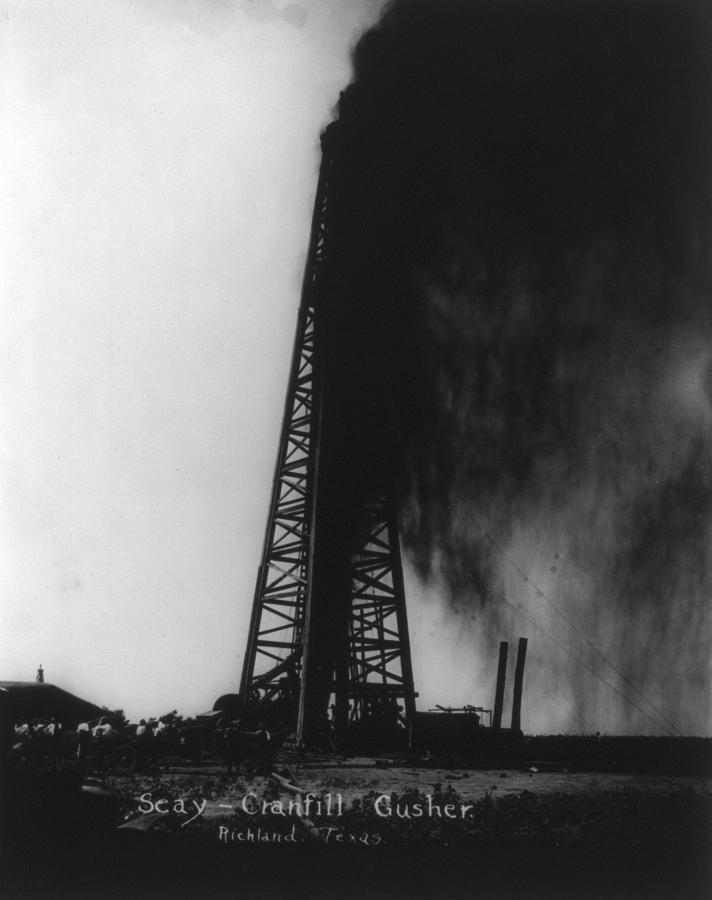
[239,126,416,749]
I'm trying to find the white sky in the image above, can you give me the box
[0,0,488,723]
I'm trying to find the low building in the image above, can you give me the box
[0,681,104,730]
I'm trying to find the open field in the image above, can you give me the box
[104,754,712,826]
[5,753,712,899]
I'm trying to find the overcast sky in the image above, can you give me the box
[0,0,487,723]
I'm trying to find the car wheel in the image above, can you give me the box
[111,744,137,772]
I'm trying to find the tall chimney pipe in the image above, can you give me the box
[492,641,508,729]
[510,637,528,733]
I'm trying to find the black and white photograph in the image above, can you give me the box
[2,1,711,897]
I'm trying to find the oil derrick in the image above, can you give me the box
[239,125,417,749]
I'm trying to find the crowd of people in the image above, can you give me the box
[6,710,274,774]
[11,716,64,760]
[215,718,273,774]
[7,712,175,770]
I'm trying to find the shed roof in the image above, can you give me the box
[0,682,105,726]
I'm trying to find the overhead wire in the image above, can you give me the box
[498,585,677,735]
[453,500,686,737]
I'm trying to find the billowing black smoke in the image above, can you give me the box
[318,0,712,733]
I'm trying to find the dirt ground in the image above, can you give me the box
[6,756,712,899]
[107,754,712,810]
